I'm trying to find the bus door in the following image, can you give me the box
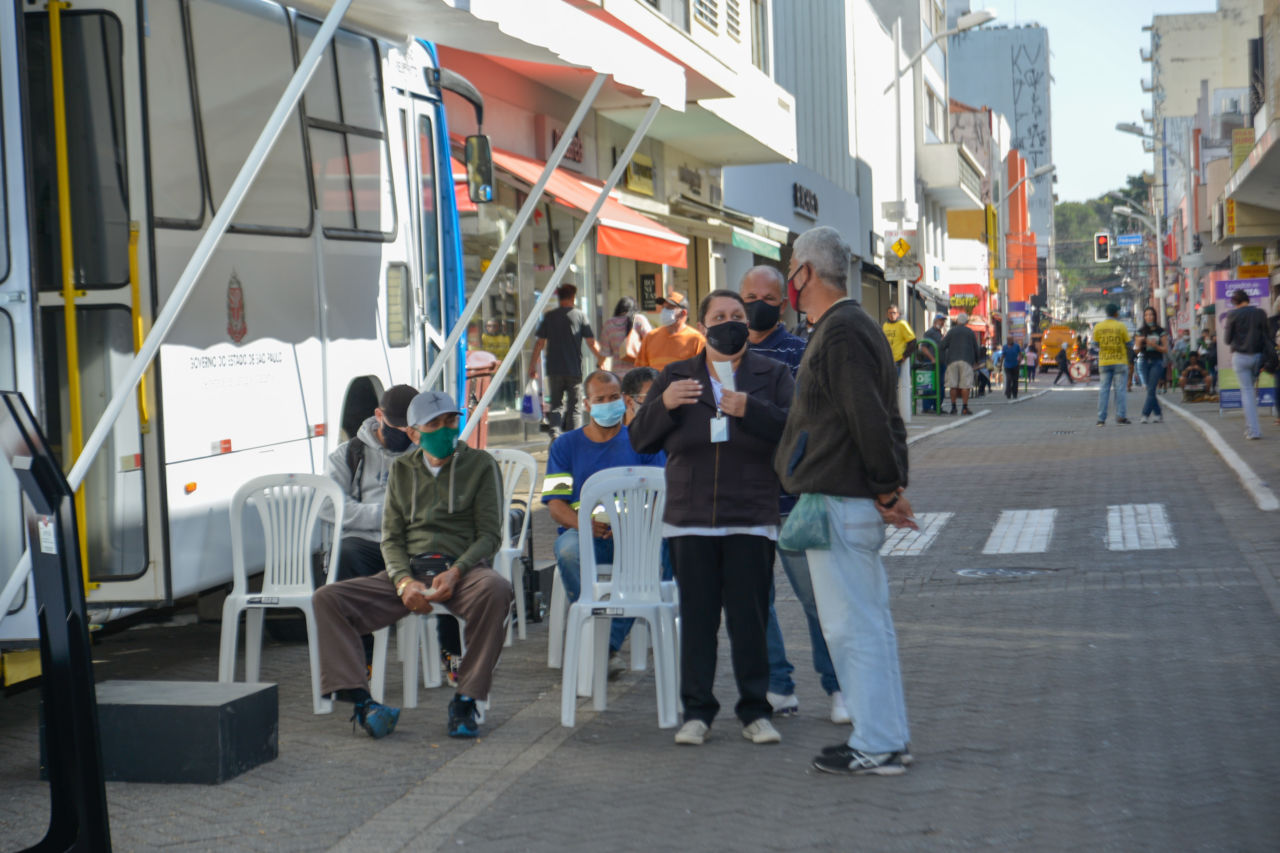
[407,99,452,393]
[24,1,165,603]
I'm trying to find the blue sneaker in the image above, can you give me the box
[351,699,400,739]
[448,694,480,738]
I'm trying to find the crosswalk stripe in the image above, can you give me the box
[881,512,953,556]
[1106,503,1176,550]
[982,509,1057,554]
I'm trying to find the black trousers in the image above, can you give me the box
[1053,364,1073,385]
[546,374,582,436]
[1004,367,1019,398]
[669,534,775,726]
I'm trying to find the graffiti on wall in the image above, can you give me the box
[1011,41,1051,225]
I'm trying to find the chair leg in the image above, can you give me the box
[548,569,567,668]
[420,614,442,688]
[591,618,610,712]
[496,553,517,648]
[560,606,587,727]
[656,610,679,728]
[576,618,595,698]
[511,558,528,641]
[217,601,241,682]
[370,627,390,704]
[399,617,418,709]
[244,608,265,683]
[630,621,648,671]
[301,604,334,715]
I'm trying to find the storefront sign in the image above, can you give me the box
[536,115,596,174]
[949,292,979,311]
[550,129,585,166]
[626,153,655,196]
[677,165,703,195]
[1225,199,1237,236]
[1237,264,1269,279]
[639,273,658,312]
[1231,128,1255,172]
[792,183,819,219]
[1241,245,1265,265]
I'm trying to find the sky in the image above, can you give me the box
[1000,0,1224,203]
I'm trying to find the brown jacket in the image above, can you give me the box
[629,350,793,528]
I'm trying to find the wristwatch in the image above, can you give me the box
[878,493,900,509]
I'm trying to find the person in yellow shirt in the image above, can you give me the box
[1092,303,1133,426]
[635,290,705,370]
[881,305,917,367]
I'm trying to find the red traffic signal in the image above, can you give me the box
[1093,232,1112,263]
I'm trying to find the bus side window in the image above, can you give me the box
[386,263,411,348]
[144,0,203,226]
[296,19,395,239]
[188,0,310,234]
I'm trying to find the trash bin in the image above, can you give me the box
[464,350,499,449]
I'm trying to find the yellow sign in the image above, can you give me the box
[1232,128,1255,172]
[625,153,655,196]
[1241,246,1265,264]
[1225,199,1237,236]
[986,204,999,293]
[1238,264,1269,278]
[891,237,911,258]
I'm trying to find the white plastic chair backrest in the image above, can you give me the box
[229,473,344,596]
[577,466,666,605]
[490,448,537,552]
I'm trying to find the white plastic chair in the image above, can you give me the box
[218,473,343,715]
[490,448,537,643]
[560,467,677,729]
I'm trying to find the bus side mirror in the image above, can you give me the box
[465,135,494,204]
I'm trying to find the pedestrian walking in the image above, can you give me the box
[1093,303,1132,426]
[1052,344,1073,385]
[1224,288,1271,439]
[1135,306,1168,423]
[1024,344,1038,383]
[598,296,651,377]
[774,226,915,776]
[630,289,794,748]
[1001,340,1023,399]
[941,312,980,414]
[528,284,603,439]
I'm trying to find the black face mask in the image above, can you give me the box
[380,424,413,453]
[744,299,782,332]
[705,320,750,356]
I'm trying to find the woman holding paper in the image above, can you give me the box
[629,289,795,747]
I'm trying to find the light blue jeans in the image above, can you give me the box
[807,497,910,754]
[777,547,840,695]
[1233,352,1263,438]
[554,529,629,653]
[765,585,795,695]
[1098,363,1128,422]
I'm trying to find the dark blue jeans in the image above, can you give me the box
[1141,358,1164,417]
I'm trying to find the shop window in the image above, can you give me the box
[189,0,310,233]
[750,0,769,73]
[385,263,411,348]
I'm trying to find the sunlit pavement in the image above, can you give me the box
[2,387,1279,852]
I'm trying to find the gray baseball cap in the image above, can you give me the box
[406,390,463,428]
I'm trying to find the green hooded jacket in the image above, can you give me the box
[380,443,503,589]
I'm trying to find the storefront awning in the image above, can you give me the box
[487,146,688,268]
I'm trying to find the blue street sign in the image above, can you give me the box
[1115,233,1143,247]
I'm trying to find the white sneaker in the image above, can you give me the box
[766,691,799,717]
[1139,415,1149,424]
[742,718,782,744]
[830,691,852,725]
[674,719,709,745]
[1153,415,1163,423]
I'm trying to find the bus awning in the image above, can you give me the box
[489,146,688,269]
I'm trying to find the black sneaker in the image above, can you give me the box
[813,745,906,776]
[950,405,958,415]
[447,694,480,738]
[350,699,400,739]
[961,407,973,415]
[1116,417,1132,425]
[821,742,914,766]
[1096,420,1105,427]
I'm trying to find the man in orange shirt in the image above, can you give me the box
[635,290,705,370]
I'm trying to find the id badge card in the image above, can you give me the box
[710,414,729,443]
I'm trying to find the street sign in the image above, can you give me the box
[881,201,906,221]
[992,268,1014,280]
[891,237,911,258]
[1116,233,1143,247]
[885,264,914,281]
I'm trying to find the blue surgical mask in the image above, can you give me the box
[660,307,677,326]
[589,399,626,428]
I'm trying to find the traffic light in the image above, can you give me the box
[1094,232,1111,263]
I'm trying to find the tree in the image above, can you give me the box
[1054,173,1152,309]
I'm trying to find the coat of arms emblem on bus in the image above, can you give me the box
[227,271,247,343]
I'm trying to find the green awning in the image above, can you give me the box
[731,228,782,260]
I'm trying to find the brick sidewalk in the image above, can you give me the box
[2,388,1278,851]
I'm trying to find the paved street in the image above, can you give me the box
[3,383,1279,852]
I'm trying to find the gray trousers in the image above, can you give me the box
[314,567,513,702]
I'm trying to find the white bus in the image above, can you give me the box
[0,0,487,648]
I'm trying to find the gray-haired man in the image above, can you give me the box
[775,226,915,776]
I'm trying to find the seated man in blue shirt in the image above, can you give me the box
[543,370,665,676]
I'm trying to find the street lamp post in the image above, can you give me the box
[999,163,1056,347]
[886,7,995,421]
[1114,204,1163,322]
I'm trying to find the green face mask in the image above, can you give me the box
[419,425,460,459]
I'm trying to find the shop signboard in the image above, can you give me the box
[626,153,655,196]
[884,229,918,282]
[1215,278,1277,412]
[639,273,658,312]
[948,283,982,314]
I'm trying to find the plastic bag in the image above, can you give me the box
[520,380,542,423]
[778,493,830,551]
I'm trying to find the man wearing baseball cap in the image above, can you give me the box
[636,289,705,370]
[314,390,512,740]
